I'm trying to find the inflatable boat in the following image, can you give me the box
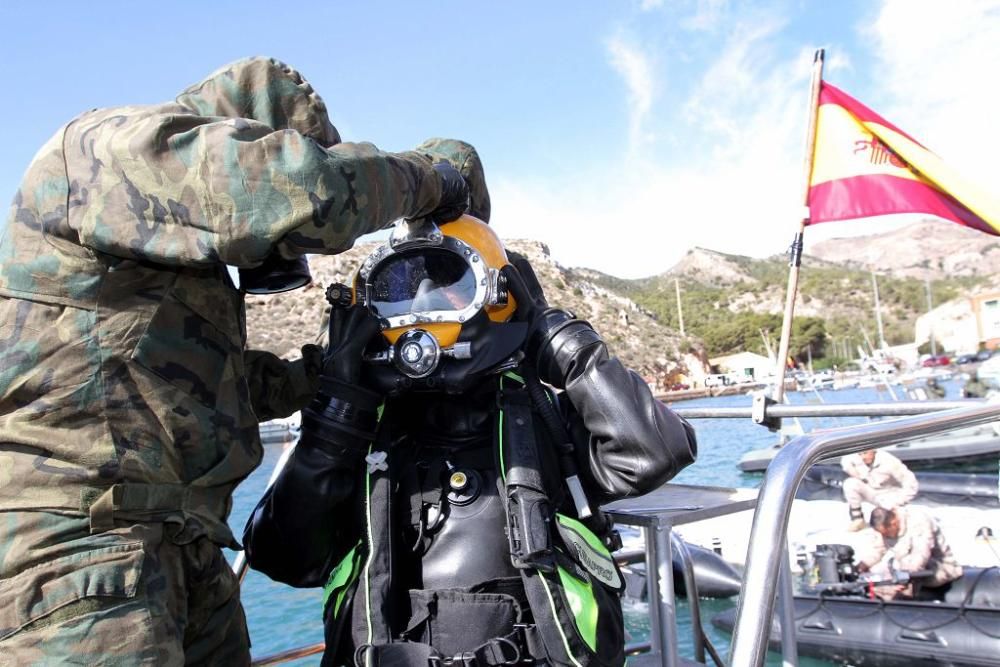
[712,563,1000,666]
[739,424,1000,473]
[797,465,1000,508]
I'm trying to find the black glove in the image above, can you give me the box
[300,305,383,457]
[502,254,604,390]
[429,161,470,223]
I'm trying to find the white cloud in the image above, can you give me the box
[865,0,1000,184]
[681,0,729,32]
[491,1,1000,279]
[490,12,816,278]
[639,0,664,11]
[606,34,656,158]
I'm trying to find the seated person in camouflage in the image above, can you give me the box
[859,506,962,600]
[0,56,484,664]
[841,448,918,531]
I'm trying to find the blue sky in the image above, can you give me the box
[2,0,998,277]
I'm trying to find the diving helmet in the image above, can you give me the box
[355,215,525,393]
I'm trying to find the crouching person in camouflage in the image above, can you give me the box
[0,56,484,664]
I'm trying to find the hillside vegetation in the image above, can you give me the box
[245,220,997,376]
[588,247,988,364]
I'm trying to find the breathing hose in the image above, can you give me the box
[521,364,592,519]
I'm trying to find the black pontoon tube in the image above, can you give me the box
[729,402,1000,667]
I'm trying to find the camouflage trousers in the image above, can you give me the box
[843,477,908,511]
[0,511,250,665]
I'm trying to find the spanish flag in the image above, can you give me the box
[808,82,1000,236]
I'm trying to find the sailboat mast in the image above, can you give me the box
[871,271,887,351]
[674,278,686,337]
[925,277,937,357]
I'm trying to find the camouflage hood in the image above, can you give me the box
[176,56,340,147]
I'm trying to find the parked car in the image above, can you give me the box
[669,382,690,391]
[976,349,994,362]
[922,355,951,367]
[956,353,978,365]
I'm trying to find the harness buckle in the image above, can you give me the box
[483,636,521,665]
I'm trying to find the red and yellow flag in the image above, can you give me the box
[807,82,1000,235]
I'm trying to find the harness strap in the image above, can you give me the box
[83,483,231,538]
[356,624,545,666]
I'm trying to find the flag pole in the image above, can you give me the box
[772,48,825,404]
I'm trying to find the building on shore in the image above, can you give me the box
[708,351,774,383]
[915,290,1000,354]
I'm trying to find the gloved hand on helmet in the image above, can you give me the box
[429,161,469,224]
[417,138,490,222]
[299,304,383,459]
[502,253,605,391]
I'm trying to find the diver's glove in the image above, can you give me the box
[299,305,383,458]
[417,138,491,221]
[503,254,604,391]
[429,161,470,223]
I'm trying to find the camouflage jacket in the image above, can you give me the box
[861,506,962,586]
[840,450,918,501]
[0,57,481,546]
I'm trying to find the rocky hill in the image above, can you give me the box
[810,219,1000,280]
[245,220,998,372]
[244,239,707,389]
[589,239,991,361]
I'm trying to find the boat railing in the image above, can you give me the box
[243,399,1000,666]
[726,400,1000,667]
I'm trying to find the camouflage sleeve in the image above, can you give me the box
[64,108,444,267]
[888,456,919,504]
[896,511,934,572]
[857,530,887,570]
[415,138,490,222]
[245,345,323,421]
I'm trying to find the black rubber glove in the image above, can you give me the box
[502,254,604,390]
[429,161,470,223]
[300,305,383,457]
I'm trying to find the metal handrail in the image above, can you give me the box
[728,401,1000,667]
[674,399,984,420]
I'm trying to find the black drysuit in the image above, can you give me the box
[244,345,697,666]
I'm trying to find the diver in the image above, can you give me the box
[243,215,698,666]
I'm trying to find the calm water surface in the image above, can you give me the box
[227,379,967,665]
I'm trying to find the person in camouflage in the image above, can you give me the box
[859,506,962,600]
[841,448,918,531]
[0,56,485,664]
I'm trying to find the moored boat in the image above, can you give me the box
[797,464,1000,507]
[711,567,1000,666]
[739,423,1000,473]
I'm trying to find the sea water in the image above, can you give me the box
[227,379,967,666]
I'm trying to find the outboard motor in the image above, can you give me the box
[814,543,858,584]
